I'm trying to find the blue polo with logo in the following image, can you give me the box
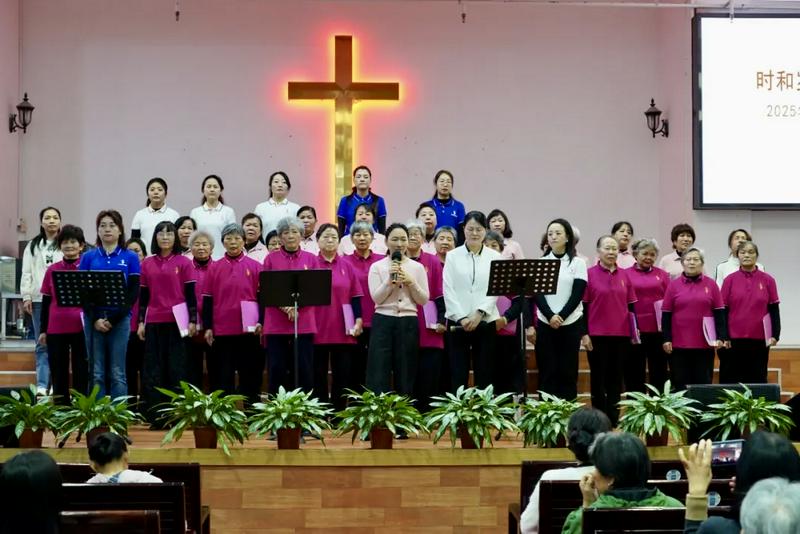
[430,196,466,230]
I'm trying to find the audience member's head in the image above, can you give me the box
[88,432,129,472]
[589,431,651,492]
[0,450,62,534]
[740,477,800,534]
[736,431,800,498]
[567,407,613,465]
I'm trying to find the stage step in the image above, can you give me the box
[0,371,36,387]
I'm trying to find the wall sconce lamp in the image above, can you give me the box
[644,98,668,138]
[9,93,34,134]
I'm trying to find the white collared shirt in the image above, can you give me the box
[189,203,236,260]
[130,205,180,253]
[443,244,502,323]
[714,256,765,287]
[254,197,301,238]
[535,252,588,326]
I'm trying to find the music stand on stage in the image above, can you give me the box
[52,270,128,309]
[487,259,560,399]
[260,269,332,389]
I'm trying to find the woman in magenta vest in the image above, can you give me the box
[582,235,637,426]
[661,248,727,391]
[137,220,196,421]
[38,225,89,404]
[625,238,670,392]
[312,224,363,411]
[263,216,318,394]
[720,241,780,384]
[202,223,263,404]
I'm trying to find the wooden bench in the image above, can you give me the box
[510,459,736,533]
[538,479,733,534]
[62,483,186,534]
[60,510,161,534]
[58,462,210,534]
[581,506,733,533]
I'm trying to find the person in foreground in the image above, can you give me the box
[87,432,163,483]
[739,478,800,534]
[680,431,800,533]
[520,407,613,534]
[561,431,682,534]
[0,450,63,534]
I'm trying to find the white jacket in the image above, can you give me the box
[443,244,501,323]
[20,239,63,302]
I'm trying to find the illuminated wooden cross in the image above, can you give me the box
[288,35,400,202]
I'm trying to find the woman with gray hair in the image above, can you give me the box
[433,226,457,265]
[625,238,670,392]
[187,229,215,390]
[201,223,264,404]
[263,216,319,394]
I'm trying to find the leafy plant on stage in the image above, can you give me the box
[517,392,583,447]
[156,381,248,455]
[55,385,143,446]
[618,380,701,445]
[335,389,425,443]
[699,384,794,440]
[424,385,518,449]
[248,386,333,444]
[0,384,60,442]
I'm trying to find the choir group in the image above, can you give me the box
[20,167,781,424]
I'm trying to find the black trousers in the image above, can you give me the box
[47,332,88,405]
[210,334,265,405]
[366,314,418,395]
[187,337,211,392]
[670,347,715,391]
[266,334,313,394]
[141,323,189,421]
[449,321,496,391]
[535,321,582,400]
[719,339,769,384]
[587,336,628,426]
[415,347,445,413]
[627,332,670,393]
[494,333,525,395]
[313,343,357,411]
[353,327,371,390]
[125,333,144,400]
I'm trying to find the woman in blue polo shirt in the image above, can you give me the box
[80,210,141,399]
[429,170,466,238]
[336,165,387,236]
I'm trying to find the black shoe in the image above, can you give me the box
[395,431,409,440]
[266,432,277,441]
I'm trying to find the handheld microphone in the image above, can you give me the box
[391,250,403,284]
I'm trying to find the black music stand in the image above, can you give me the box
[487,259,560,399]
[52,270,128,309]
[260,270,332,389]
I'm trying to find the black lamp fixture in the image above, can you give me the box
[9,93,34,133]
[644,98,668,138]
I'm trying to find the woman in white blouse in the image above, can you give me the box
[130,177,180,252]
[254,171,300,238]
[189,174,236,260]
[443,211,502,390]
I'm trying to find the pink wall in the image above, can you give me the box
[16,0,800,342]
[0,0,19,256]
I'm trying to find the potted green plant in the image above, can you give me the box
[517,392,583,448]
[248,386,334,449]
[156,381,248,455]
[618,380,702,446]
[0,385,61,448]
[335,389,425,449]
[55,385,143,447]
[699,384,795,440]
[425,385,518,449]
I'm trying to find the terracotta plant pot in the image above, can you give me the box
[193,427,218,449]
[645,429,669,447]
[370,428,394,449]
[18,428,44,448]
[276,428,301,450]
[85,426,110,448]
[459,428,484,449]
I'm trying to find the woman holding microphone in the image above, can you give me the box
[720,241,780,384]
[661,248,727,390]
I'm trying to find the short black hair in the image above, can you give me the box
[463,211,487,229]
[175,216,197,232]
[567,407,613,464]
[268,171,291,197]
[145,177,168,206]
[353,165,372,178]
[265,229,279,244]
[544,218,577,260]
[315,223,340,241]
[88,432,128,466]
[200,174,225,204]
[727,228,752,248]
[415,202,435,218]
[297,205,317,218]
[736,431,800,497]
[150,221,181,256]
[487,209,513,238]
[95,209,126,248]
[0,450,62,534]
[670,223,695,245]
[612,221,634,236]
[56,224,85,248]
[385,223,409,238]
[590,432,651,489]
[124,237,148,257]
